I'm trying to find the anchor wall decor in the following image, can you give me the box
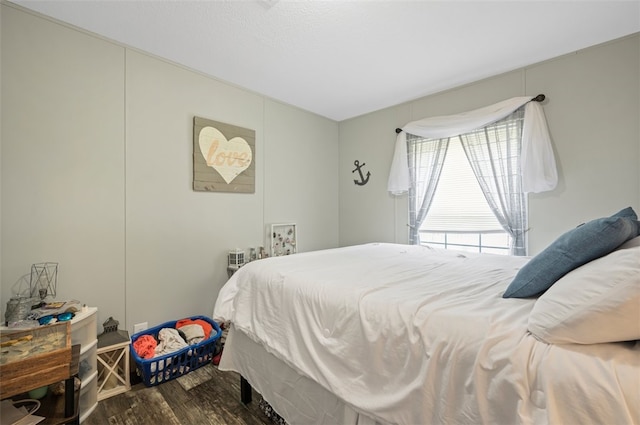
[352,160,371,186]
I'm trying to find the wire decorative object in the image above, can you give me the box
[30,262,58,300]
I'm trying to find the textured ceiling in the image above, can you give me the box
[9,0,640,121]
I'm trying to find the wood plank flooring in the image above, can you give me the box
[84,364,272,425]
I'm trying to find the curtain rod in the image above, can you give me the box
[394,94,546,134]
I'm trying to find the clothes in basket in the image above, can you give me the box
[131,315,221,386]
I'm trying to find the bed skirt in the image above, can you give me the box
[218,324,387,425]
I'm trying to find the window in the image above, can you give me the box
[419,138,510,254]
[407,107,528,256]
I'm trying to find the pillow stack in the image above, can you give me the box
[502,207,640,344]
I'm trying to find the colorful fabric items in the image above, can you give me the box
[155,328,189,356]
[176,318,213,340]
[133,334,157,359]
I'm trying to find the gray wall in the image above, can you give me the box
[339,34,640,255]
[2,3,638,334]
[1,3,339,333]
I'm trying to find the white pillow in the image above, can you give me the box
[528,236,640,344]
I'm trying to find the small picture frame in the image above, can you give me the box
[267,223,297,257]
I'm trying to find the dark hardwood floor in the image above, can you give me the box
[84,363,272,425]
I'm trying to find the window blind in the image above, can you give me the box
[420,138,503,232]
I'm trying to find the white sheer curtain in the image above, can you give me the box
[407,135,449,245]
[388,96,557,195]
[389,96,557,255]
[459,108,528,255]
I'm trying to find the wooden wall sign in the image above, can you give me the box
[193,117,255,193]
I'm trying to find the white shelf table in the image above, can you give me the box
[96,331,130,401]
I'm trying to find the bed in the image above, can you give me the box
[213,212,640,425]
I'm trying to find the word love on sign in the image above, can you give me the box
[199,126,252,183]
[193,117,255,193]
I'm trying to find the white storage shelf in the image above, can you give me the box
[79,370,98,423]
[78,339,98,381]
[71,307,98,423]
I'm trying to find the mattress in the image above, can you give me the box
[214,243,639,424]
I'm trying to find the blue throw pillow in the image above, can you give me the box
[503,208,640,298]
[611,206,638,219]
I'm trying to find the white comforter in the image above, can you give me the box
[214,243,639,425]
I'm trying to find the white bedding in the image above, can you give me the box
[213,243,639,424]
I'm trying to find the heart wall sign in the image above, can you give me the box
[193,117,255,193]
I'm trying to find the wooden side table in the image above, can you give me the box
[3,344,81,425]
[96,331,130,401]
